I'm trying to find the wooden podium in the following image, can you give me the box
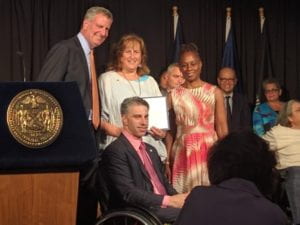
[0,82,97,225]
[0,172,79,225]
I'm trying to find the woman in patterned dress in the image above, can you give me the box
[166,43,228,193]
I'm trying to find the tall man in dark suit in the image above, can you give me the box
[103,97,188,223]
[217,67,251,132]
[37,6,113,133]
[37,7,113,225]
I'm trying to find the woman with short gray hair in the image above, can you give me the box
[263,99,300,224]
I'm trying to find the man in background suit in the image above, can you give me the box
[103,97,188,223]
[37,7,113,225]
[159,63,185,96]
[217,67,251,132]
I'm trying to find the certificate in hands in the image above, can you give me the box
[143,96,169,130]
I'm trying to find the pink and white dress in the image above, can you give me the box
[171,83,218,193]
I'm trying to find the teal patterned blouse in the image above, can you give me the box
[252,103,278,136]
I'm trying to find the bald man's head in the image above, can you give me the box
[217,67,237,94]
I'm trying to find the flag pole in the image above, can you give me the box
[172,6,179,41]
[256,7,266,105]
[225,7,231,42]
[258,7,265,33]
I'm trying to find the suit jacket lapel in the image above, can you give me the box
[232,93,239,119]
[119,135,151,181]
[145,144,165,184]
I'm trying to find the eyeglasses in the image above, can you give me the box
[264,89,279,94]
[219,78,235,82]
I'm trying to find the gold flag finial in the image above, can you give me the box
[226,7,232,18]
[173,6,178,17]
[258,7,265,20]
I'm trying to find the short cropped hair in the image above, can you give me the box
[218,67,236,79]
[277,99,300,127]
[179,43,202,62]
[107,34,150,76]
[166,63,180,73]
[84,6,113,21]
[262,77,281,91]
[208,131,277,196]
[120,97,149,115]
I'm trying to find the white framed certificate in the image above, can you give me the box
[143,96,169,130]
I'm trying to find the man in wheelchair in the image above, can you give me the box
[101,97,188,223]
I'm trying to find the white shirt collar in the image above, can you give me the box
[77,32,91,56]
[224,92,233,98]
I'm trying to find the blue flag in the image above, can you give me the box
[170,7,184,64]
[222,29,235,68]
[172,18,183,63]
[221,25,243,93]
[256,14,274,101]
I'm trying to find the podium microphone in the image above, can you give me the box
[16,51,27,82]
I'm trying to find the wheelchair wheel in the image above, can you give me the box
[95,209,162,225]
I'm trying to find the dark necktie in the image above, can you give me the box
[139,142,166,195]
[90,50,100,130]
[225,96,232,131]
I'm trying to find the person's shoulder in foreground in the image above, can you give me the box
[174,178,287,225]
[174,130,288,225]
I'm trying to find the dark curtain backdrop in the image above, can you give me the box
[1,0,299,104]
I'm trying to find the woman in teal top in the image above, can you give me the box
[253,78,284,136]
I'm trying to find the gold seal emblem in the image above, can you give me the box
[7,89,63,148]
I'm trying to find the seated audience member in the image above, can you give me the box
[159,63,184,96]
[263,99,300,225]
[102,97,188,223]
[217,67,251,132]
[174,131,287,225]
[253,78,284,136]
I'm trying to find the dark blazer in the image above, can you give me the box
[102,134,179,222]
[37,36,99,225]
[230,92,251,132]
[174,178,287,225]
[37,36,91,117]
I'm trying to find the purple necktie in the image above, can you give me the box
[139,142,166,195]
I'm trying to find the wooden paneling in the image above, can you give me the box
[0,172,79,225]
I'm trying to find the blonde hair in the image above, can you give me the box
[277,99,300,127]
[107,34,150,76]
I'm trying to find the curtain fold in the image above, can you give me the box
[1,0,299,103]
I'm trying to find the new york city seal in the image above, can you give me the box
[7,89,63,148]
